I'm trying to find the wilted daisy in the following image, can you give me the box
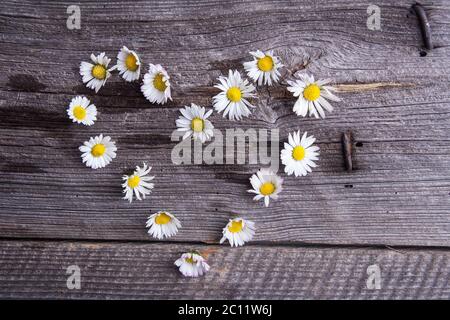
[176,103,214,143]
[79,134,117,169]
[243,50,282,86]
[212,70,256,121]
[79,52,113,93]
[287,74,340,118]
[281,131,319,177]
[116,46,141,82]
[174,252,210,277]
[248,168,283,207]
[122,163,155,202]
[67,96,97,126]
[220,217,255,247]
[146,211,181,239]
[141,64,171,104]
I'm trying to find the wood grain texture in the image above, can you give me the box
[0,0,450,246]
[0,240,449,299]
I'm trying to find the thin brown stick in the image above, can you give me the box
[342,131,353,172]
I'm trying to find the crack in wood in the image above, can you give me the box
[334,82,416,93]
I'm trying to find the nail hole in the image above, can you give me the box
[344,184,353,188]
[355,142,363,147]
[420,51,427,57]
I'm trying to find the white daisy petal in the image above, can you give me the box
[79,52,112,93]
[280,130,319,177]
[79,134,117,169]
[243,50,283,86]
[67,96,97,126]
[220,217,255,247]
[287,74,340,119]
[141,64,172,104]
[174,252,210,277]
[146,211,181,239]
[247,168,283,207]
[176,103,214,143]
[116,46,141,82]
[212,70,256,121]
[122,162,155,202]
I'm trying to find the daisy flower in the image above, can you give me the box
[243,50,282,86]
[287,74,340,119]
[67,96,97,126]
[212,70,256,121]
[122,162,155,202]
[146,211,181,239]
[141,64,172,104]
[174,252,210,277]
[79,52,113,93]
[248,168,283,207]
[220,217,255,247]
[281,131,319,177]
[116,46,141,82]
[176,103,214,143]
[79,134,117,169]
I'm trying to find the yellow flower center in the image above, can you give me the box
[191,117,204,132]
[73,106,86,120]
[155,212,172,225]
[92,64,107,80]
[228,220,243,233]
[257,56,274,72]
[226,87,242,102]
[127,175,140,188]
[260,182,275,196]
[303,84,321,101]
[125,54,138,71]
[292,146,306,161]
[153,73,167,92]
[91,144,106,157]
[185,256,196,264]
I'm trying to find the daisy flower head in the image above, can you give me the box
[122,162,155,202]
[281,131,319,177]
[175,252,210,277]
[79,134,117,169]
[243,50,282,86]
[287,74,340,119]
[141,64,172,104]
[248,168,283,207]
[212,70,256,121]
[220,217,255,247]
[176,103,214,143]
[67,96,97,126]
[146,211,181,239]
[116,46,141,82]
[79,52,113,93]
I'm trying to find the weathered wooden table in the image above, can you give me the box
[1,0,449,299]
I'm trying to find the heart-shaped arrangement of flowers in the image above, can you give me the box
[69,46,341,277]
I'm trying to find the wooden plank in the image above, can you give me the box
[0,240,449,299]
[0,0,450,246]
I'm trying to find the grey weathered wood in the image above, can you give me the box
[0,0,450,247]
[0,240,449,299]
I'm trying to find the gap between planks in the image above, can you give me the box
[1,236,450,253]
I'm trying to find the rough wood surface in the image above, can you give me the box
[1,0,450,248]
[0,240,449,299]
